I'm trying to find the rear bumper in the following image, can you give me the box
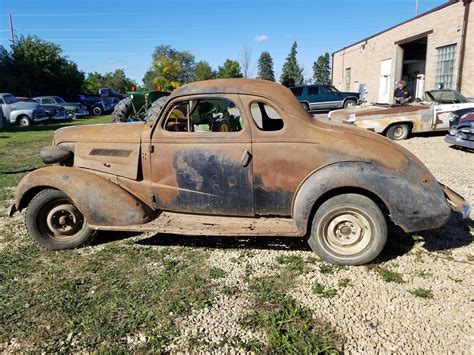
[440,183,471,219]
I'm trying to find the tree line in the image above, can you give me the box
[0,35,331,97]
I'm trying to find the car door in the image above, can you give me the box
[149,94,254,217]
[307,85,320,110]
[326,86,344,109]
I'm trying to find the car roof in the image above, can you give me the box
[170,79,302,110]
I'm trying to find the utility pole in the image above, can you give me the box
[416,0,419,16]
[9,13,15,45]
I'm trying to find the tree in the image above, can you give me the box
[239,47,252,78]
[192,60,214,81]
[217,59,243,79]
[280,41,304,87]
[312,53,331,84]
[256,51,275,81]
[83,69,136,94]
[143,45,195,90]
[0,35,84,96]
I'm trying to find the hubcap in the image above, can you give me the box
[394,126,404,138]
[45,204,84,238]
[323,211,372,255]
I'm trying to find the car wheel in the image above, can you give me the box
[343,99,357,108]
[26,189,96,250]
[18,116,31,127]
[308,193,387,265]
[92,106,103,116]
[66,111,76,120]
[386,124,410,140]
[301,102,310,111]
[212,118,231,132]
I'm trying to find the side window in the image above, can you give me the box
[190,99,243,133]
[290,87,303,96]
[42,98,53,104]
[319,86,330,94]
[308,86,319,95]
[250,102,284,131]
[164,101,189,132]
[0,98,4,104]
[163,98,244,133]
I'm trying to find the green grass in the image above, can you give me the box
[337,278,351,288]
[409,288,434,299]
[377,267,405,284]
[242,275,339,354]
[312,283,337,298]
[275,254,309,273]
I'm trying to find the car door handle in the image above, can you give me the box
[241,150,252,167]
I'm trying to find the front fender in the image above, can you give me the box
[12,166,153,226]
[292,161,451,234]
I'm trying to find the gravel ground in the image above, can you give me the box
[1,133,473,353]
[164,134,474,353]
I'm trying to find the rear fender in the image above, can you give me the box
[12,166,153,226]
[292,161,451,234]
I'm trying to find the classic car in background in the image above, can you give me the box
[33,96,88,119]
[328,89,474,140]
[16,97,69,121]
[445,108,474,150]
[0,93,49,126]
[9,79,469,266]
[290,84,360,111]
[68,94,114,116]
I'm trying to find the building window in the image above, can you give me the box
[345,68,351,91]
[436,44,456,89]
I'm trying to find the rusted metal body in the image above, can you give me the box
[10,79,469,238]
[328,100,474,134]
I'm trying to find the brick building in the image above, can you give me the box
[332,0,473,103]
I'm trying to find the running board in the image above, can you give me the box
[89,212,303,237]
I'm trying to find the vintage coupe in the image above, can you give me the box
[9,79,470,265]
[328,89,474,140]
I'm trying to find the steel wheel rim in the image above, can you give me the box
[322,210,372,255]
[346,101,355,108]
[393,126,405,138]
[38,201,86,241]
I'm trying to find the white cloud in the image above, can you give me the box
[255,34,270,42]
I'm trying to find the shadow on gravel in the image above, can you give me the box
[375,212,473,263]
[136,234,311,252]
[93,213,472,260]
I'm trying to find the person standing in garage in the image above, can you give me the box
[393,80,413,104]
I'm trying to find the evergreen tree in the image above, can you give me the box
[256,51,275,81]
[192,60,214,81]
[280,42,304,87]
[312,53,331,84]
[216,59,243,78]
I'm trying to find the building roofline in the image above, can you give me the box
[332,0,459,55]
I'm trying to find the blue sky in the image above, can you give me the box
[1,0,446,84]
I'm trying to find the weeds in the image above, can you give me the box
[337,278,351,288]
[409,288,434,299]
[312,283,337,298]
[377,267,405,284]
[275,254,309,273]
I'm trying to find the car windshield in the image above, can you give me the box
[425,90,468,104]
[54,97,66,104]
[4,94,18,104]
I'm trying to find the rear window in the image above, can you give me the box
[308,86,319,95]
[290,87,303,97]
[250,102,284,131]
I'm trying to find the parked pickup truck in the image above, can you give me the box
[0,93,49,126]
[290,84,360,111]
[9,79,470,265]
[328,89,474,140]
[33,96,88,119]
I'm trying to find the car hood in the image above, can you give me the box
[329,104,429,121]
[54,122,145,144]
[9,101,41,111]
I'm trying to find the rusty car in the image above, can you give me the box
[9,79,471,265]
[328,89,474,140]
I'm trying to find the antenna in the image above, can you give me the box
[416,0,419,16]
